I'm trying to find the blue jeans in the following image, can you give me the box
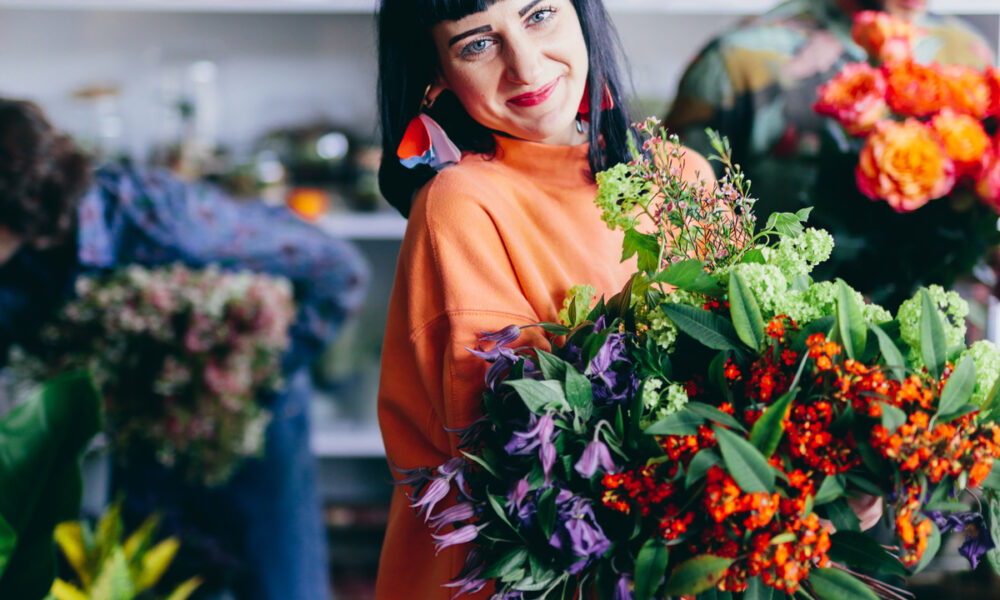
[113,370,331,600]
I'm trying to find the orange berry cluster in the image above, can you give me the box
[700,467,831,594]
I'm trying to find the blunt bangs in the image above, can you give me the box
[414,0,500,26]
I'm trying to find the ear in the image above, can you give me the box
[426,74,448,105]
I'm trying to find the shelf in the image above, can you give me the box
[311,424,385,458]
[0,0,995,14]
[315,212,407,240]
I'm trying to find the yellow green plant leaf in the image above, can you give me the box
[49,579,88,600]
[165,576,203,600]
[89,547,134,600]
[94,502,123,565]
[53,523,90,587]
[123,513,160,564]
[136,537,180,592]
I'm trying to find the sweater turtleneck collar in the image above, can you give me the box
[489,133,594,189]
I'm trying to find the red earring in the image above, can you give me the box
[577,82,614,123]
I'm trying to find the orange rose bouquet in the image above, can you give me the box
[809,10,1000,308]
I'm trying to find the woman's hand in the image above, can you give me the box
[819,494,884,533]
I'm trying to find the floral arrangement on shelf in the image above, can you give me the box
[404,119,1000,600]
[804,10,1000,307]
[11,264,295,486]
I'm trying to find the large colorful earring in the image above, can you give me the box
[397,85,461,172]
[576,82,615,132]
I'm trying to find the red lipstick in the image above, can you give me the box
[507,77,561,108]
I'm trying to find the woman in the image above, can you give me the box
[374,1,713,597]
[0,98,368,600]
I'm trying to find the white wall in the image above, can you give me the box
[0,8,993,159]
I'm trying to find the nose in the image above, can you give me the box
[503,32,543,86]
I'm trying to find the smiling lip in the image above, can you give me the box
[507,77,561,108]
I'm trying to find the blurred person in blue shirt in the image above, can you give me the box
[0,98,369,599]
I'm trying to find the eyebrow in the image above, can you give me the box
[518,0,544,17]
[449,25,492,47]
[447,0,547,47]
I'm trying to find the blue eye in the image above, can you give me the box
[528,9,552,24]
[461,37,494,56]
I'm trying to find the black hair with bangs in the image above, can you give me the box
[377,0,634,217]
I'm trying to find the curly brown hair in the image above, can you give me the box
[0,99,91,244]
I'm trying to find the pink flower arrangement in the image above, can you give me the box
[21,264,295,485]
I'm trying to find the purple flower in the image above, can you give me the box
[614,574,634,600]
[587,333,638,405]
[467,325,523,391]
[432,523,484,554]
[574,438,618,479]
[548,489,611,574]
[409,457,468,521]
[428,502,476,532]
[443,549,488,598]
[508,478,530,509]
[926,511,996,569]
[504,413,555,456]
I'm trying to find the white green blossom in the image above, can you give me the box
[761,228,834,280]
[595,163,645,231]
[897,285,969,361]
[960,340,1000,406]
[640,380,689,430]
[558,284,596,328]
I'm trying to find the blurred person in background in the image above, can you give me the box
[0,98,369,600]
[664,0,993,218]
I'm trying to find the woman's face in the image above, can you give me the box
[429,0,590,146]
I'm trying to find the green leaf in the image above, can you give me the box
[869,324,906,381]
[654,259,722,295]
[685,402,746,433]
[749,391,796,458]
[89,547,135,600]
[634,538,670,600]
[791,274,811,293]
[623,229,661,273]
[912,520,941,573]
[828,531,908,577]
[538,322,572,336]
[796,207,814,222]
[981,463,1000,491]
[503,379,568,414]
[486,494,518,534]
[767,213,806,238]
[744,576,779,600]
[986,496,1000,576]
[0,372,101,598]
[937,404,980,423]
[729,271,765,351]
[808,567,879,600]
[919,290,947,379]
[537,488,557,539]
[685,450,721,489]
[714,426,775,494]
[660,303,744,352]
[535,350,569,381]
[937,354,976,419]
[880,403,907,434]
[661,555,734,596]
[836,280,866,361]
[814,476,844,506]
[821,500,860,533]
[980,375,1000,422]
[741,249,766,264]
[482,548,528,579]
[564,367,594,422]
[644,409,704,436]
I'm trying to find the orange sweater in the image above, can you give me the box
[375,134,711,600]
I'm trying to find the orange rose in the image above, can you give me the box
[988,68,1000,117]
[976,146,1000,213]
[852,11,916,63]
[929,109,991,177]
[884,61,951,118]
[941,65,992,120]
[856,119,956,212]
[814,63,888,135]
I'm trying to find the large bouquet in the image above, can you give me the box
[404,120,1000,599]
[12,264,295,486]
[808,10,1000,307]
